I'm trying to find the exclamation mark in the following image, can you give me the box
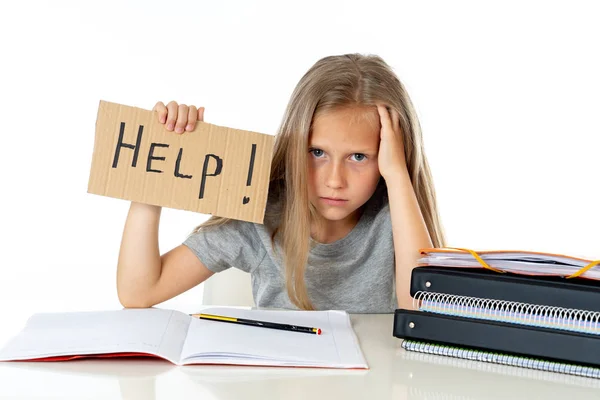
[243,143,257,205]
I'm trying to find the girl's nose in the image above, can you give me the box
[325,163,345,189]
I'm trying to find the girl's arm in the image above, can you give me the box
[385,172,432,309]
[116,202,214,308]
[376,105,433,309]
[116,102,214,308]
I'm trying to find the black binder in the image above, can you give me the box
[394,309,600,368]
[410,266,600,311]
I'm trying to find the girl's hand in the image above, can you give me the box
[377,105,408,180]
[152,101,205,134]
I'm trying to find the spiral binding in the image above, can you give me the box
[413,291,600,335]
[401,347,600,389]
[402,339,600,379]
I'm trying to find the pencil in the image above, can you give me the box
[190,313,322,335]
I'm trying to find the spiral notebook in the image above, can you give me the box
[394,256,600,378]
[409,266,600,312]
[395,305,600,378]
[400,347,600,390]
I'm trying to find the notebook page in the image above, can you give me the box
[180,308,367,368]
[421,252,593,267]
[0,309,190,364]
[418,257,600,279]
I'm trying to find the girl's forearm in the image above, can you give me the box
[116,202,163,307]
[385,171,433,309]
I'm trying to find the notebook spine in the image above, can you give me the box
[414,291,600,335]
[393,309,600,368]
[402,339,600,379]
[410,267,600,312]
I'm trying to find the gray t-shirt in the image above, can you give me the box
[183,190,396,313]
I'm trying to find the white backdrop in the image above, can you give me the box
[1,0,598,343]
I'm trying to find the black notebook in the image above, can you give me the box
[394,266,600,378]
[410,266,600,312]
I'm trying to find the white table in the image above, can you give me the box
[1,313,599,399]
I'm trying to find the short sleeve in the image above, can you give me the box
[182,219,266,273]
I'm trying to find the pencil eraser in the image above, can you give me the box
[317,328,322,335]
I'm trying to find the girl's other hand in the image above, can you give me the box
[152,101,205,134]
[377,104,408,179]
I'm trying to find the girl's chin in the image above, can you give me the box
[315,207,359,223]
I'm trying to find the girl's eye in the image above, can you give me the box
[310,148,324,158]
[351,153,367,162]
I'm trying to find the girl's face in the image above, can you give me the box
[307,106,381,226]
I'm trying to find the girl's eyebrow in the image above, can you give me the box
[309,144,378,154]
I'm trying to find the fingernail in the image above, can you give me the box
[160,116,166,123]
[167,122,174,130]
[175,126,184,133]
[186,124,193,131]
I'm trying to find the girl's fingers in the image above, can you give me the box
[166,101,179,131]
[391,108,401,134]
[153,101,168,124]
[186,105,198,131]
[175,104,189,133]
[155,101,203,132]
[377,104,393,134]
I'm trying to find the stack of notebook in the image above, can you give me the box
[393,248,600,378]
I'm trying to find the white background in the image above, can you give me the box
[0,0,598,344]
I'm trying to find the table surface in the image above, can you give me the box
[1,313,599,399]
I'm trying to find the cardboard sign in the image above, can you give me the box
[88,101,274,223]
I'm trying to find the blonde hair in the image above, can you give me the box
[191,54,446,310]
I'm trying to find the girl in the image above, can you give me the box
[116,53,445,313]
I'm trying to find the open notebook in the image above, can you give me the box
[0,307,368,369]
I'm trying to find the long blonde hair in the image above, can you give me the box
[191,54,445,310]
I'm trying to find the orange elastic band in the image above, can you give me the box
[444,247,505,274]
[566,260,600,279]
